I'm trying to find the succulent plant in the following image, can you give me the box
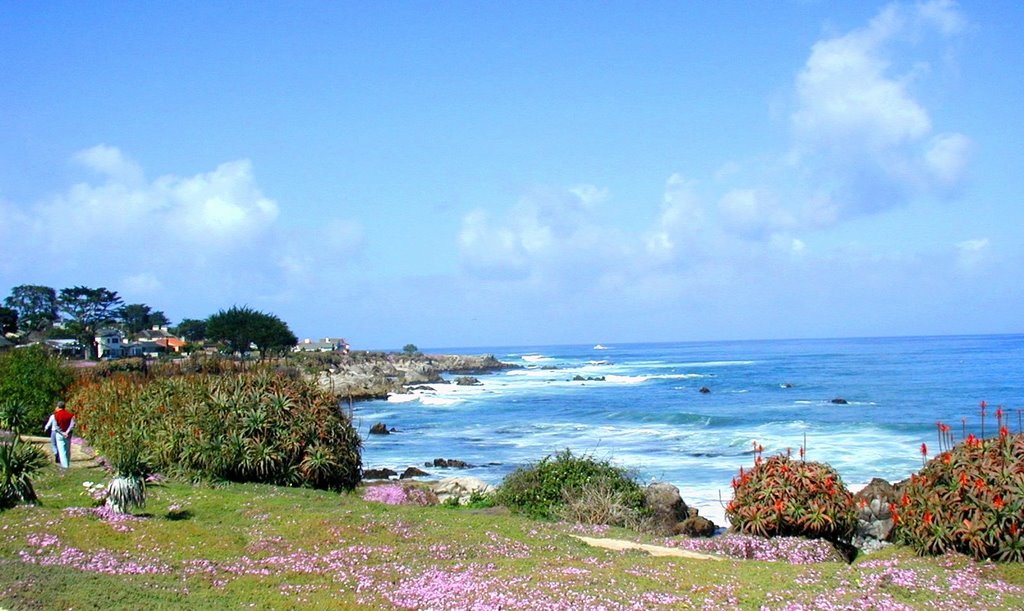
[726,446,857,544]
[894,410,1024,562]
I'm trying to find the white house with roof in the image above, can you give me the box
[293,337,350,354]
[96,328,126,359]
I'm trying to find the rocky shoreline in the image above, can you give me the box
[312,351,518,402]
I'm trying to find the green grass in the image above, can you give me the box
[2,464,1023,610]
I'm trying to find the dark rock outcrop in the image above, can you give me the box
[572,375,605,382]
[455,376,482,386]
[363,468,398,480]
[426,458,473,469]
[369,422,390,435]
[831,397,849,405]
[315,352,517,401]
[699,386,711,394]
[400,466,430,479]
[674,515,716,537]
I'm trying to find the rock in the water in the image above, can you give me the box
[363,468,398,480]
[699,386,711,394]
[400,466,430,479]
[644,482,690,536]
[831,397,849,405]
[429,458,473,469]
[432,476,496,505]
[674,515,717,537]
[455,376,482,386]
[369,422,390,435]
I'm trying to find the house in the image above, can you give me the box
[293,337,350,354]
[95,328,126,359]
[43,338,84,358]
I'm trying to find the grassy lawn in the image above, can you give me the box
[2,464,1023,610]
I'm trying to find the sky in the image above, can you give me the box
[1,1,1022,349]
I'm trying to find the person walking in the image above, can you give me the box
[43,401,75,469]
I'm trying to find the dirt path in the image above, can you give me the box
[571,535,724,561]
[18,435,99,467]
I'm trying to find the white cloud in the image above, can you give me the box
[457,185,623,281]
[955,237,990,272]
[788,0,970,223]
[73,144,145,185]
[1,146,362,319]
[924,132,971,188]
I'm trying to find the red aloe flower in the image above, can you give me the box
[974,478,986,492]
[959,471,969,486]
[924,511,933,526]
[774,498,785,513]
[994,496,1005,510]
[901,493,911,507]
[921,442,928,456]
[1000,425,1009,438]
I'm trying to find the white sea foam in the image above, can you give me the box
[387,393,419,403]
[420,396,463,407]
[677,360,755,367]
[522,354,553,362]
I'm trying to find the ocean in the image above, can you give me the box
[354,334,1024,525]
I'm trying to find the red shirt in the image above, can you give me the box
[54,409,74,433]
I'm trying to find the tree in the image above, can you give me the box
[174,318,207,342]
[0,345,74,429]
[403,343,420,356]
[4,285,58,332]
[58,286,123,359]
[148,311,170,328]
[0,307,17,335]
[205,306,297,356]
[118,303,153,335]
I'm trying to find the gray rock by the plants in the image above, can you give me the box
[432,476,496,505]
[369,422,390,435]
[644,482,690,536]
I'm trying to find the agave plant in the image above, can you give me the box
[101,424,150,514]
[0,400,49,509]
[0,436,49,508]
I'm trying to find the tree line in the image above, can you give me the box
[1,284,298,359]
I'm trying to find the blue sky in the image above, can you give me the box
[2,1,1022,349]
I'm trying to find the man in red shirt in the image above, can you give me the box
[43,401,75,469]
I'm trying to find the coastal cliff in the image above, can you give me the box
[310,351,516,401]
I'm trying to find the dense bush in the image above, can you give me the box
[495,449,647,524]
[726,450,857,544]
[70,369,362,491]
[0,345,74,429]
[894,428,1024,561]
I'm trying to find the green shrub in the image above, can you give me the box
[495,449,646,523]
[70,368,362,491]
[893,429,1024,561]
[0,345,74,429]
[726,451,857,544]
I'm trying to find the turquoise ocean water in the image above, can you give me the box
[354,334,1024,524]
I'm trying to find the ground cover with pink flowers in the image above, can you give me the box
[2,466,1023,610]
